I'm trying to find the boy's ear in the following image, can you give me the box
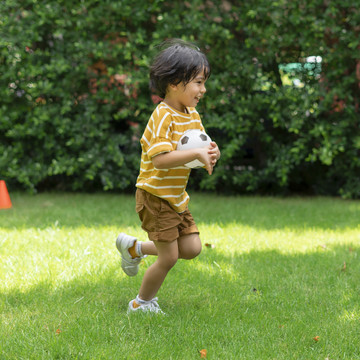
[168,83,178,91]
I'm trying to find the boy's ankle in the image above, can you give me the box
[128,241,139,258]
[128,240,143,258]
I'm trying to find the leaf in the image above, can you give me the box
[313,336,320,342]
[199,349,207,358]
[205,243,215,248]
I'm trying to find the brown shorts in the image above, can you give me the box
[135,188,199,242]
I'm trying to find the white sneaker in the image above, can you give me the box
[128,297,165,314]
[116,233,143,276]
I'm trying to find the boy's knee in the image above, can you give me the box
[181,242,202,260]
[191,242,202,258]
[159,255,178,270]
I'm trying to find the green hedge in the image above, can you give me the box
[1,0,359,197]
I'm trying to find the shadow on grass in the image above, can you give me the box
[2,245,360,358]
[1,192,360,231]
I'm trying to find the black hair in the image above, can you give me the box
[149,39,211,98]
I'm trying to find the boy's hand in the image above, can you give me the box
[208,141,220,168]
[197,142,220,175]
[152,141,220,175]
[196,147,214,175]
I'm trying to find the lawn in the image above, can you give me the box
[1,192,360,359]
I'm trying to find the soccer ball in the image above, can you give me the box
[177,129,212,168]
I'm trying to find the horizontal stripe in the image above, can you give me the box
[148,176,188,180]
[173,195,190,208]
[160,193,186,199]
[139,183,184,189]
[147,142,172,158]
[139,169,169,173]
[172,130,184,135]
[171,166,189,170]
[136,185,186,198]
[172,119,201,126]
[141,159,152,164]
[136,102,204,212]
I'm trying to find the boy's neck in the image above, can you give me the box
[163,93,188,114]
[163,97,187,114]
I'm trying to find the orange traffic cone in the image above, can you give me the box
[0,180,12,209]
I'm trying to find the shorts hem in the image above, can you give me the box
[179,225,199,237]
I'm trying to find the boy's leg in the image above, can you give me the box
[116,234,157,276]
[140,234,201,258]
[138,239,178,301]
[125,239,157,258]
[178,233,202,259]
[141,241,158,256]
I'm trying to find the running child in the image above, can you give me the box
[116,39,220,313]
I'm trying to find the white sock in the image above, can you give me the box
[136,241,143,257]
[136,295,150,304]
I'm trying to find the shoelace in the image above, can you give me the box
[149,298,165,314]
[150,297,159,307]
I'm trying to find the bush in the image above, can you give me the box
[1,0,359,197]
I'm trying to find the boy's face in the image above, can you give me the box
[167,70,207,112]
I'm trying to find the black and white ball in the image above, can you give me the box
[177,129,212,168]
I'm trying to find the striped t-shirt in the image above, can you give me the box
[136,102,205,213]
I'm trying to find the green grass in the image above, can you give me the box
[1,192,360,359]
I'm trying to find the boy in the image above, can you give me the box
[117,39,220,313]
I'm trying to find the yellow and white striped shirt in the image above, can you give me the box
[136,102,205,213]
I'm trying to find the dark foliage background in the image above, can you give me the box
[1,0,359,198]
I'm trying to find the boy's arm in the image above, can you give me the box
[152,147,214,175]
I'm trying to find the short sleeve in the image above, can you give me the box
[146,110,174,158]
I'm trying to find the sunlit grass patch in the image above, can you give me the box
[1,192,360,359]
